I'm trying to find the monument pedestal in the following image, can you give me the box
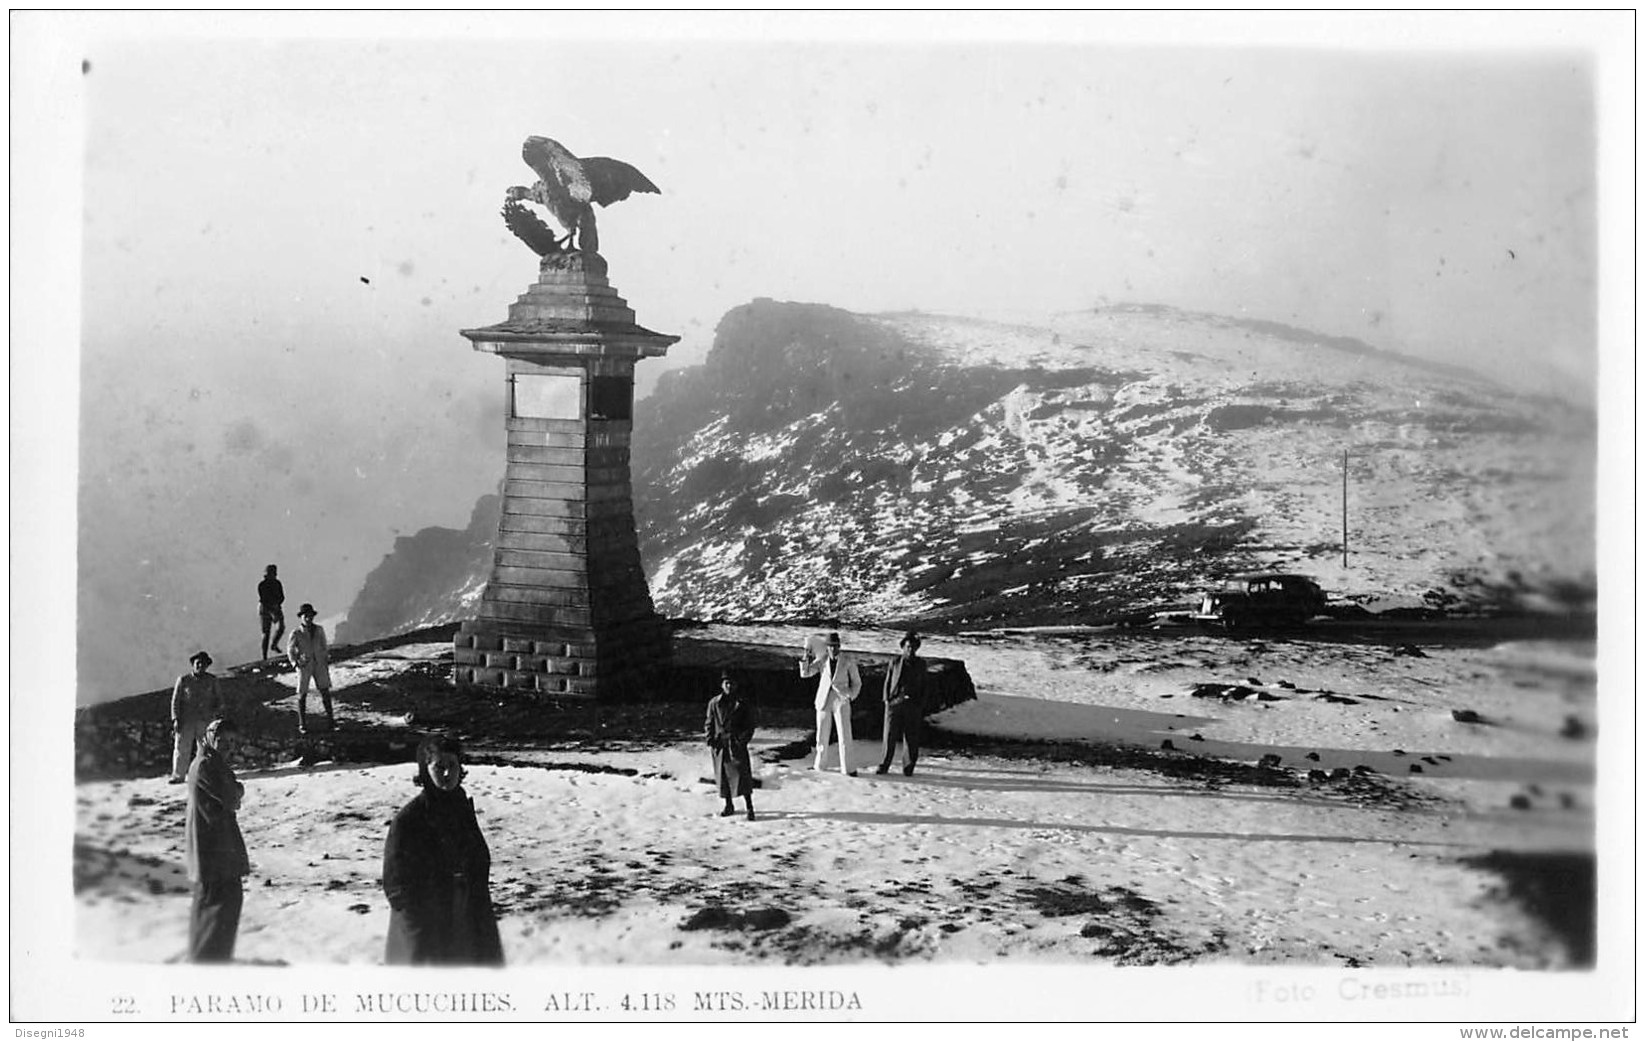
[453,252,676,698]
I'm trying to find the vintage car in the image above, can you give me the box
[1190,573,1327,629]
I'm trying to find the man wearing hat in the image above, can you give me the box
[799,632,862,776]
[169,651,222,783]
[877,631,929,776]
[185,717,251,962]
[287,603,335,733]
[705,670,758,820]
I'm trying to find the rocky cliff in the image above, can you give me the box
[336,494,500,645]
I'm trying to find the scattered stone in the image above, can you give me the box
[1314,692,1360,705]
[1392,644,1428,658]
[1190,683,1261,702]
[1255,691,1285,702]
[1277,680,1296,689]
[1408,764,1424,773]
[324,879,347,891]
[348,903,371,915]
[1509,794,1533,811]
[680,906,736,931]
[742,908,792,931]
[1436,754,1452,761]
[1258,754,1282,768]
[1307,769,1330,783]
[1392,749,1406,756]
[1559,793,1577,810]
[1188,733,1205,742]
[680,905,790,932]
[1246,677,1264,686]
[1452,709,1486,724]
[1352,764,1378,775]
[1160,740,1176,751]
[1329,768,1352,780]
[1421,756,1439,765]
[1304,751,1320,761]
[1559,716,1588,739]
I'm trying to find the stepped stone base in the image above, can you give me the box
[453,616,672,698]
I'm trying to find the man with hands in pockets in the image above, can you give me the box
[800,631,862,776]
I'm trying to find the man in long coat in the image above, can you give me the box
[287,603,334,733]
[706,671,757,820]
[170,651,222,783]
[185,718,250,962]
[877,630,929,776]
[800,632,862,776]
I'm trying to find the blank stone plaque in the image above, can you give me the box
[513,371,582,419]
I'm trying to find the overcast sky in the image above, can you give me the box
[12,12,1629,702]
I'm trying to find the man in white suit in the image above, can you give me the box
[799,631,861,776]
[288,602,335,734]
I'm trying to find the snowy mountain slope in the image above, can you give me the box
[634,301,1594,629]
[340,299,1595,641]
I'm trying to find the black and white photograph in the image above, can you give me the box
[12,10,1634,1032]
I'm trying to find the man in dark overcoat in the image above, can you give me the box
[706,670,757,820]
[382,735,504,966]
[185,717,250,962]
[876,630,929,776]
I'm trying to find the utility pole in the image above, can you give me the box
[1341,448,1349,569]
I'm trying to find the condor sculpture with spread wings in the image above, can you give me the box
[503,136,661,256]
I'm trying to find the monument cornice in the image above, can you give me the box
[461,322,679,357]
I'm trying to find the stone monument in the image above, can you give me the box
[452,137,675,697]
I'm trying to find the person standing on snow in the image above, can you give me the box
[184,718,251,962]
[800,631,861,776]
[381,735,504,966]
[706,670,758,820]
[877,630,929,776]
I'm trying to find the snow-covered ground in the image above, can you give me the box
[75,623,1598,974]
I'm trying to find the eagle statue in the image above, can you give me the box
[502,136,661,256]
